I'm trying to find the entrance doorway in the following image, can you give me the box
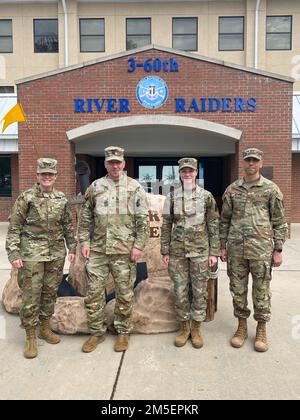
[134,157,225,209]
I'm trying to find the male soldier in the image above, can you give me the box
[161,158,220,348]
[78,146,149,353]
[220,148,288,352]
[6,158,76,359]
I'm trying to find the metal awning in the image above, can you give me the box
[293,93,300,138]
[0,95,18,153]
[293,93,300,152]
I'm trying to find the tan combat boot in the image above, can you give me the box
[175,321,190,347]
[190,320,204,349]
[82,335,105,353]
[39,319,60,344]
[231,317,248,348]
[254,322,269,352]
[114,334,129,352]
[24,328,38,359]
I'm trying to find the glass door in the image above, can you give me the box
[136,159,180,194]
[138,165,157,193]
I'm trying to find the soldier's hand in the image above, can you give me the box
[81,247,90,259]
[162,255,170,266]
[68,253,76,263]
[12,259,23,269]
[220,249,227,262]
[272,251,283,267]
[208,256,218,268]
[130,247,143,262]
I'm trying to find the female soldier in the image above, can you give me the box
[161,158,220,348]
[6,158,76,358]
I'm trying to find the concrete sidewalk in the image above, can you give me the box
[1,222,300,400]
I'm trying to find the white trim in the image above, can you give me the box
[254,0,261,69]
[61,0,69,67]
[0,138,18,153]
[292,138,300,152]
[16,44,294,85]
[67,115,242,143]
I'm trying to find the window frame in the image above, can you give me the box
[0,86,14,93]
[172,17,198,52]
[126,17,151,51]
[218,16,244,51]
[266,15,292,51]
[0,19,13,53]
[0,155,12,198]
[79,18,105,53]
[33,18,59,53]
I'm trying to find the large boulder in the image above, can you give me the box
[2,193,217,334]
[68,244,88,296]
[143,193,168,278]
[50,297,89,334]
[1,269,22,314]
[50,276,177,335]
[131,276,177,333]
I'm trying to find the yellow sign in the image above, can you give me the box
[1,103,26,133]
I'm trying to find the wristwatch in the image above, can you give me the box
[274,249,282,253]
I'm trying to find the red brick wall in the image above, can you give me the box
[11,48,292,223]
[0,196,12,221]
[292,154,300,222]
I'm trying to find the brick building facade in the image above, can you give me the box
[0,46,294,222]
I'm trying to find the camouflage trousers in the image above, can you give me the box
[85,252,136,335]
[17,259,64,329]
[168,255,208,322]
[227,256,272,322]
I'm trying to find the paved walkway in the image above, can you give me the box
[1,222,300,400]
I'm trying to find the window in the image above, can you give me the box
[0,86,14,93]
[266,16,292,50]
[34,19,58,53]
[126,18,151,50]
[172,18,198,51]
[0,156,12,197]
[0,19,13,53]
[80,18,105,52]
[219,16,244,51]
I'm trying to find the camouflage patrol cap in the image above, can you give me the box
[37,158,57,174]
[178,157,198,171]
[242,148,263,161]
[104,146,124,162]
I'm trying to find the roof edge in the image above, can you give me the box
[16,44,294,85]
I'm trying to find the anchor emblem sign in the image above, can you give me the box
[136,76,169,109]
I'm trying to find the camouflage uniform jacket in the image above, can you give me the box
[6,184,76,263]
[78,174,149,254]
[220,176,288,260]
[161,185,220,258]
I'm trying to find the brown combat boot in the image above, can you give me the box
[114,334,129,352]
[82,335,105,353]
[39,319,60,344]
[231,317,248,348]
[175,321,190,347]
[190,320,204,349]
[254,322,269,352]
[24,328,38,359]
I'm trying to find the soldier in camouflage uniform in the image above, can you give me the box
[6,158,76,359]
[161,158,220,348]
[78,146,149,353]
[220,148,288,352]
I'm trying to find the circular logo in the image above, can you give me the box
[136,76,169,109]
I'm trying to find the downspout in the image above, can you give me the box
[254,0,261,69]
[61,0,69,67]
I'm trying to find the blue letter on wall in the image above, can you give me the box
[74,98,85,112]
